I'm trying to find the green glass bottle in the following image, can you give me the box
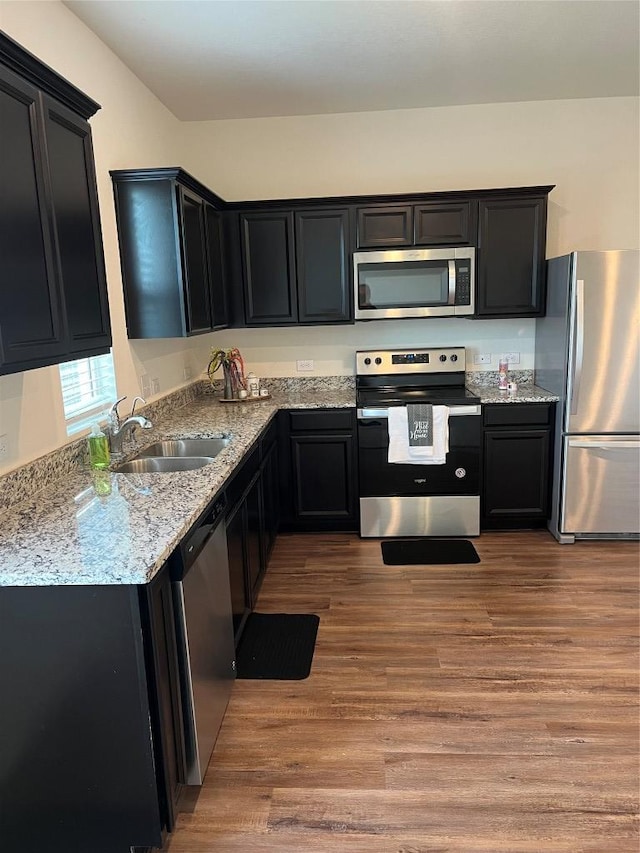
[88,422,110,470]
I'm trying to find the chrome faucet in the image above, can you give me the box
[108,395,153,455]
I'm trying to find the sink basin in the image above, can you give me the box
[115,456,214,474]
[138,438,231,458]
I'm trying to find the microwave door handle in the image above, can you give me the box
[448,260,456,305]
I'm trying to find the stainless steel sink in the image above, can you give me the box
[115,456,214,474]
[138,438,231,458]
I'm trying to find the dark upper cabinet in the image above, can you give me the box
[295,208,351,323]
[0,36,111,376]
[178,187,213,334]
[357,205,413,248]
[240,211,297,325]
[204,204,228,330]
[476,195,547,317]
[482,403,554,528]
[414,201,475,246]
[41,94,111,354]
[110,168,228,338]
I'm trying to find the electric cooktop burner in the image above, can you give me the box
[357,386,480,407]
[355,346,480,408]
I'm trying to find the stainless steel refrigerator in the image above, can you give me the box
[535,250,640,543]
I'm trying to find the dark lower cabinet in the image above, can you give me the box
[0,581,172,853]
[280,409,358,531]
[139,567,186,834]
[226,500,251,642]
[482,403,555,528]
[476,195,547,317]
[225,420,281,645]
[0,35,111,375]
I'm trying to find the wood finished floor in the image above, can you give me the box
[165,531,640,853]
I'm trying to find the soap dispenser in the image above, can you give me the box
[88,422,110,470]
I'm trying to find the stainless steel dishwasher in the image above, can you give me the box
[172,493,236,785]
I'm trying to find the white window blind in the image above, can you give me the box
[58,352,117,435]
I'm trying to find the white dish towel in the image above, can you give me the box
[387,406,449,465]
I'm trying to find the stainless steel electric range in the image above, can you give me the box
[356,347,481,538]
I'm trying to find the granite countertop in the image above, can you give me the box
[0,389,353,588]
[472,384,559,404]
[0,382,558,588]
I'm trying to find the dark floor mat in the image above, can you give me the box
[235,613,320,680]
[382,538,480,565]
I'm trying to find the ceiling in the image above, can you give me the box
[64,0,640,121]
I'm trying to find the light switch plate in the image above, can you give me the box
[0,434,8,462]
[152,377,160,395]
[502,352,521,364]
[473,354,492,365]
[140,373,151,396]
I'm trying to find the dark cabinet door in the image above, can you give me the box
[41,93,111,355]
[261,439,280,560]
[241,211,297,324]
[476,196,547,317]
[245,473,264,603]
[414,201,475,246]
[291,433,356,521]
[483,429,551,521]
[295,208,351,323]
[0,67,66,371]
[356,205,413,248]
[179,187,213,334]
[204,203,228,330]
[226,501,250,643]
[142,567,186,832]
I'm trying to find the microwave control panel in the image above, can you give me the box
[454,261,472,305]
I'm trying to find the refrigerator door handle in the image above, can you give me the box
[570,279,585,415]
[568,439,640,450]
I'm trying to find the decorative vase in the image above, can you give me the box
[223,364,234,399]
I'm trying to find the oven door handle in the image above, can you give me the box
[358,405,481,419]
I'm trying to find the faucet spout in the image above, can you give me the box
[109,415,153,456]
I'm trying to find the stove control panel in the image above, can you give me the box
[356,347,466,375]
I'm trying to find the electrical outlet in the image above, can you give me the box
[0,434,8,462]
[473,354,492,365]
[296,359,314,372]
[183,365,192,381]
[152,377,160,395]
[502,352,521,365]
[140,373,151,396]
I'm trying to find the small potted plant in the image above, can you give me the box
[207,348,246,399]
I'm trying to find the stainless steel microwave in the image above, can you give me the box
[354,247,475,320]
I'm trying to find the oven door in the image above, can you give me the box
[357,404,481,537]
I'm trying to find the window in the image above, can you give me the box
[58,352,117,435]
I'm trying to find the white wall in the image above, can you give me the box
[0,1,218,473]
[1,1,638,472]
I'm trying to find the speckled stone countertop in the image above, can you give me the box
[0,389,353,588]
[472,384,559,404]
[0,380,559,588]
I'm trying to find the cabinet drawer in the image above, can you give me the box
[356,206,413,248]
[289,409,354,432]
[483,403,552,428]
